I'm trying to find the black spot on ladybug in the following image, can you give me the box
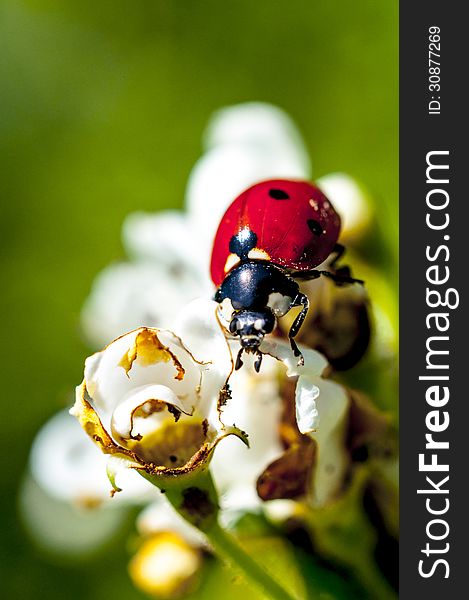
[268,188,290,200]
[307,219,323,236]
[229,228,258,259]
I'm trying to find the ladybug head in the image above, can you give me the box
[229,309,276,351]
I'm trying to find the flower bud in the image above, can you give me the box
[129,532,202,599]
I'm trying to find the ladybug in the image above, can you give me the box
[210,179,364,372]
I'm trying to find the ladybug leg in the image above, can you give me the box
[254,351,263,373]
[290,337,303,365]
[317,270,364,286]
[289,267,363,285]
[287,269,321,281]
[326,244,364,284]
[289,293,309,365]
[235,347,244,370]
[329,243,346,269]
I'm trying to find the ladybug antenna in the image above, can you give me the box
[235,347,244,371]
[229,228,257,260]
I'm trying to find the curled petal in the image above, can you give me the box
[304,378,350,506]
[83,328,200,425]
[72,379,248,490]
[259,338,328,378]
[73,305,250,494]
[71,383,137,461]
[111,385,191,444]
[118,328,184,379]
[295,378,320,435]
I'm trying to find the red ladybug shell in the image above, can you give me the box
[210,179,341,287]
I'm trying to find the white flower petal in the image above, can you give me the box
[111,384,191,442]
[123,211,205,274]
[304,378,350,506]
[295,378,320,435]
[316,172,373,242]
[203,102,311,174]
[263,499,302,524]
[19,475,127,556]
[173,299,229,365]
[84,329,200,428]
[29,409,153,505]
[81,261,208,348]
[211,361,283,514]
[173,298,233,415]
[259,338,328,378]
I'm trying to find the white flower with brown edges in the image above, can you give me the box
[72,298,248,494]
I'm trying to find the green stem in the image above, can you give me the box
[143,471,298,599]
[205,520,299,600]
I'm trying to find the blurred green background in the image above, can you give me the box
[0,0,397,598]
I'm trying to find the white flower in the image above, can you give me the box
[72,299,247,492]
[76,294,364,543]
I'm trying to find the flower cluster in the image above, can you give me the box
[23,102,397,599]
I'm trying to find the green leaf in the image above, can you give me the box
[303,468,397,600]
